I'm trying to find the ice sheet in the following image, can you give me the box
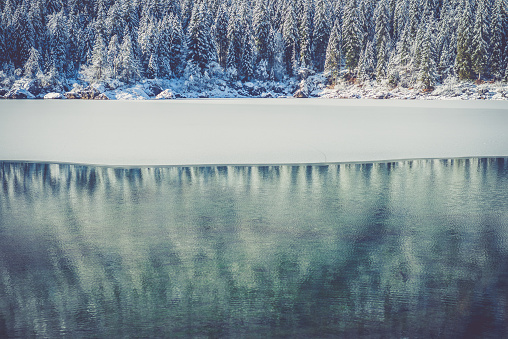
[1,99,507,166]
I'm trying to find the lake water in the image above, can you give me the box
[1,159,508,338]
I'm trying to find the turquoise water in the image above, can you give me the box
[1,159,508,338]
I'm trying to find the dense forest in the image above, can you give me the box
[0,0,507,94]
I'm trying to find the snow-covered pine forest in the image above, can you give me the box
[1,0,508,99]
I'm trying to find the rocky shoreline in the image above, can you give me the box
[2,74,508,101]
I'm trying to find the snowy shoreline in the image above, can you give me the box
[1,99,507,166]
[4,73,508,101]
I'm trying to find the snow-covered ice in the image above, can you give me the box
[0,99,507,166]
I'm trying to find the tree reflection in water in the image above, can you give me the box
[0,159,507,338]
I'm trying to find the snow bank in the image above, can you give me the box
[0,99,507,167]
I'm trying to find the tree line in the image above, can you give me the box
[1,0,507,89]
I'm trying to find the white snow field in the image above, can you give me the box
[0,99,507,166]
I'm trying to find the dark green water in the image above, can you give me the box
[1,159,508,338]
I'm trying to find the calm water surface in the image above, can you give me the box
[1,159,508,338]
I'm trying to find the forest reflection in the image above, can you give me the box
[1,159,508,338]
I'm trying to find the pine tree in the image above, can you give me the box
[342,0,362,74]
[147,53,158,78]
[47,9,68,76]
[23,47,42,78]
[242,34,254,80]
[299,0,312,68]
[313,0,330,71]
[374,0,390,80]
[324,19,342,73]
[282,1,299,75]
[472,0,489,80]
[108,34,121,78]
[490,0,506,80]
[253,0,270,63]
[119,28,141,83]
[187,1,215,72]
[88,33,109,82]
[455,0,473,80]
[418,24,436,89]
[214,3,229,68]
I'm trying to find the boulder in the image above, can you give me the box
[0,89,8,97]
[293,89,308,98]
[44,92,64,99]
[24,80,42,96]
[155,89,175,99]
[4,88,35,99]
[80,87,101,99]
[94,93,109,100]
[64,91,82,99]
[147,83,163,97]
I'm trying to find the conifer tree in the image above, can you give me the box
[313,0,330,71]
[374,0,390,80]
[282,1,299,75]
[108,34,121,78]
[253,0,270,63]
[23,47,42,78]
[47,9,68,76]
[119,28,141,83]
[472,0,489,80]
[88,33,109,82]
[490,0,506,80]
[324,19,342,73]
[342,0,362,74]
[299,0,312,68]
[214,3,229,69]
[455,0,473,80]
[418,25,436,89]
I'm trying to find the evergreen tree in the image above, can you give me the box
[242,34,254,80]
[418,24,436,89]
[490,0,506,80]
[87,33,109,82]
[374,0,390,80]
[313,0,330,71]
[187,1,215,72]
[471,0,489,80]
[324,19,342,73]
[214,3,229,68]
[253,0,270,63]
[282,1,299,75]
[342,0,362,74]
[455,0,473,80]
[108,34,121,78]
[23,47,42,78]
[119,28,141,83]
[299,0,312,68]
[47,9,68,76]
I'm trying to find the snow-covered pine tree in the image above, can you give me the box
[313,0,330,71]
[147,52,158,78]
[87,33,109,82]
[47,9,68,77]
[299,0,312,68]
[490,0,506,80]
[282,0,299,76]
[471,0,489,81]
[253,0,270,64]
[108,34,121,78]
[342,0,362,75]
[374,0,390,80]
[242,34,254,80]
[119,28,141,83]
[23,47,42,79]
[12,5,35,69]
[324,19,342,73]
[358,40,375,80]
[418,24,437,89]
[187,1,215,72]
[455,0,473,80]
[214,3,229,69]
[106,1,125,40]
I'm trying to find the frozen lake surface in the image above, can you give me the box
[1,99,507,166]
